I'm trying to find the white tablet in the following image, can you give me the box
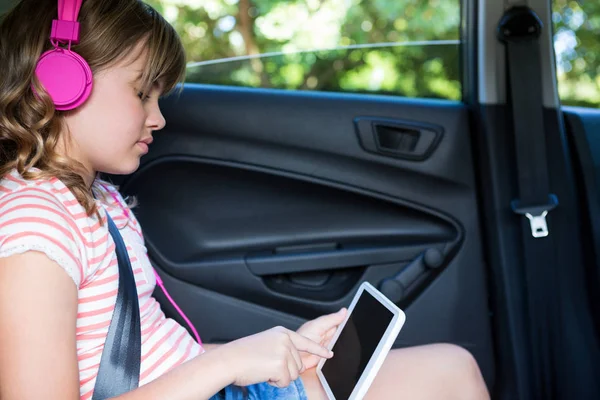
[316,281,406,400]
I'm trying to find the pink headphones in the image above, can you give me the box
[35,0,92,110]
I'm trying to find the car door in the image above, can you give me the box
[111,0,499,394]
[121,0,600,398]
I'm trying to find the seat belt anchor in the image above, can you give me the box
[497,6,543,44]
[511,194,559,238]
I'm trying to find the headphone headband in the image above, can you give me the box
[51,0,83,44]
[58,0,83,21]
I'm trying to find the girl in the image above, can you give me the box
[0,0,490,399]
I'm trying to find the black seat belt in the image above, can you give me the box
[497,6,559,399]
[92,213,142,399]
[498,6,558,233]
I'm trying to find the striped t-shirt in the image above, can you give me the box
[0,169,204,399]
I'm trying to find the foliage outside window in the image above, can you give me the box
[553,0,600,108]
[145,0,462,101]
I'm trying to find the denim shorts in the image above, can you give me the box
[210,378,308,400]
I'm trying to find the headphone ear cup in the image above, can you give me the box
[34,48,93,111]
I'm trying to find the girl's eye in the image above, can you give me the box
[137,91,151,102]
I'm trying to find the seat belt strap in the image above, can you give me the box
[498,6,561,399]
[92,213,141,399]
[498,6,559,238]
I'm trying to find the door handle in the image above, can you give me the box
[354,117,443,161]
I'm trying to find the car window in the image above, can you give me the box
[145,0,462,101]
[553,0,600,108]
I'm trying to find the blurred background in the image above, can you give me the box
[1,0,598,107]
[144,0,599,108]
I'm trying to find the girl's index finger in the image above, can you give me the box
[288,331,334,359]
[310,308,348,331]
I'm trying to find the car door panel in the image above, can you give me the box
[127,157,459,312]
[116,85,495,385]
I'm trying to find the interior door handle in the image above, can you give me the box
[354,117,443,161]
[245,243,441,275]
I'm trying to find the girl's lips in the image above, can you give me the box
[137,142,149,153]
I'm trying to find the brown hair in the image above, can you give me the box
[0,0,185,218]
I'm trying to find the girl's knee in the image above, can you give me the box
[433,343,490,400]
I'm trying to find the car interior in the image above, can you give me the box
[1,0,600,399]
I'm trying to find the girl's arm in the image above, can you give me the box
[0,252,233,400]
[0,252,331,400]
[0,252,81,399]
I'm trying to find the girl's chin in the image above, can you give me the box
[97,158,141,177]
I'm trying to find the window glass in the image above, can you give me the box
[146,0,462,101]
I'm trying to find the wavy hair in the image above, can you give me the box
[0,0,185,219]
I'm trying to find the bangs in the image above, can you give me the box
[138,5,186,96]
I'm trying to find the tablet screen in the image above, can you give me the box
[321,290,394,399]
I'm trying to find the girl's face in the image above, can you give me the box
[61,46,166,184]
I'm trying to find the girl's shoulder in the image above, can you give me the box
[0,168,81,213]
[0,169,98,287]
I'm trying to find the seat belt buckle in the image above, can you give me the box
[511,194,559,238]
[523,211,549,238]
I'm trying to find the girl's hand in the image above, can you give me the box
[218,326,333,388]
[295,308,347,369]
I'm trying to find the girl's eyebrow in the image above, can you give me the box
[132,71,143,83]
[131,68,164,92]
[128,72,143,87]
